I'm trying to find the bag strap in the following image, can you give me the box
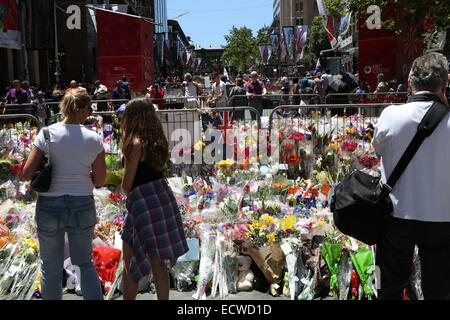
[42,127,51,165]
[381,99,449,197]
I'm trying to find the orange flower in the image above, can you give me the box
[272,182,289,189]
[321,183,331,197]
[241,157,250,170]
[288,186,300,194]
[288,154,301,165]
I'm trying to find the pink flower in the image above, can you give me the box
[341,141,358,152]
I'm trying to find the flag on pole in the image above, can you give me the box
[223,67,229,81]
[270,33,279,57]
[316,0,337,49]
[339,11,352,36]
[295,25,308,63]
[164,39,172,65]
[259,44,272,65]
[280,33,287,62]
[282,26,295,62]
[185,49,192,67]
[314,58,321,75]
[195,58,202,71]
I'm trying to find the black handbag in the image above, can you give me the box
[331,94,449,245]
[31,127,52,193]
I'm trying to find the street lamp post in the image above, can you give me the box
[54,1,61,84]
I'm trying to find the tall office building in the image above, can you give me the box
[273,0,319,29]
[154,0,168,35]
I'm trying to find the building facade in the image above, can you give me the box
[0,0,154,93]
[154,0,168,36]
[272,0,319,29]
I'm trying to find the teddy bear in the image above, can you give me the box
[236,255,254,292]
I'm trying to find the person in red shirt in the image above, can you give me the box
[146,84,165,110]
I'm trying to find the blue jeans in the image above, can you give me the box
[36,195,103,300]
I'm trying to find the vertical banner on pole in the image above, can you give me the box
[270,33,279,57]
[164,38,171,66]
[259,44,272,65]
[295,25,308,63]
[316,0,337,49]
[282,26,295,63]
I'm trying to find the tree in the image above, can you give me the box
[256,25,271,45]
[222,26,258,73]
[301,16,332,67]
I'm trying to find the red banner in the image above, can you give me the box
[358,4,423,89]
[96,8,153,92]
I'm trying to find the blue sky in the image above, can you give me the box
[167,0,274,48]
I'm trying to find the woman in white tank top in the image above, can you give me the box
[183,73,202,108]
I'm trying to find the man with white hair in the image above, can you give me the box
[373,52,450,300]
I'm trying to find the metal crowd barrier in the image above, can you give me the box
[227,94,322,117]
[157,106,261,177]
[0,114,43,129]
[268,103,400,133]
[266,103,403,177]
[150,96,209,110]
[325,92,409,105]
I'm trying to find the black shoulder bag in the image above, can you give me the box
[31,127,52,193]
[331,94,449,245]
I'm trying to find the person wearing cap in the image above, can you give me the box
[246,71,266,119]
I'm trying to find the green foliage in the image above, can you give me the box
[300,16,331,67]
[256,25,271,44]
[222,26,258,73]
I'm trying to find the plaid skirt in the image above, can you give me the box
[122,179,188,283]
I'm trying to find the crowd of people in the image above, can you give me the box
[3,68,450,126]
[1,77,133,124]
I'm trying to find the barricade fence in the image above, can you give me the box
[2,102,400,181]
[325,92,408,105]
[227,94,323,116]
[267,103,401,179]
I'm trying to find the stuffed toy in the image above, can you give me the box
[236,255,254,291]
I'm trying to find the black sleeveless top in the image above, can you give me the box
[131,161,164,190]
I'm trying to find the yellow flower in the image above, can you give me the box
[261,214,276,226]
[266,233,276,243]
[217,159,234,169]
[194,140,205,151]
[328,142,339,151]
[345,128,352,135]
[34,272,41,292]
[314,220,326,227]
[280,215,296,232]
[23,237,38,251]
[251,221,264,229]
